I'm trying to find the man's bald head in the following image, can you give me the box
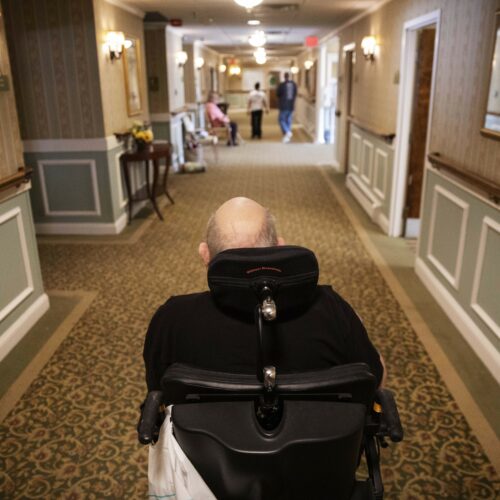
[199,197,283,264]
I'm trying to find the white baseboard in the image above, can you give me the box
[35,213,128,235]
[415,257,500,384]
[0,293,50,363]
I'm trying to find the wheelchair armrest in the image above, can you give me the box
[376,388,403,442]
[138,390,164,445]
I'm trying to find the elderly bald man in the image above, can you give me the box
[143,197,385,391]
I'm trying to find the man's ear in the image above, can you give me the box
[277,236,285,246]
[198,242,211,266]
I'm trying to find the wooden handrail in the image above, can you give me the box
[428,152,500,204]
[0,167,33,194]
[348,116,395,144]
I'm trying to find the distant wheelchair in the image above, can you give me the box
[139,246,403,499]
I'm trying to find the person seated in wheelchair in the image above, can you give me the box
[141,197,401,500]
[205,91,239,146]
[143,197,385,392]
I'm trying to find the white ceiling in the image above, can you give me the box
[121,0,378,57]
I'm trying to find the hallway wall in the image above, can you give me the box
[337,0,500,183]
[332,0,500,380]
[2,0,105,140]
[93,0,149,136]
[0,4,23,179]
[0,2,48,360]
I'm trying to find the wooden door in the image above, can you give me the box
[343,50,354,172]
[405,28,436,225]
[268,71,280,109]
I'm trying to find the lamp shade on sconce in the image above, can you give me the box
[175,51,188,67]
[361,36,377,60]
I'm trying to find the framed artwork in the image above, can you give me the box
[123,38,143,116]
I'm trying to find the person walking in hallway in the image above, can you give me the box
[247,82,268,139]
[276,72,297,143]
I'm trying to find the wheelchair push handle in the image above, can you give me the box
[376,388,403,442]
[138,390,163,445]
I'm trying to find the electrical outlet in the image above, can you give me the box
[0,75,10,91]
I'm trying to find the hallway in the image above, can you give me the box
[1,0,500,498]
[1,136,498,497]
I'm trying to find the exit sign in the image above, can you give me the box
[305,36,318,47]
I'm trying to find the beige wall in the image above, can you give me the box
[0,4,23,180]
[2,0,104,139]
[145,27,169,114]
[336,0,500,183]
[93,0,149,135]
[183,44,196,104]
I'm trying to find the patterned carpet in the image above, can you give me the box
[0,129,499,498]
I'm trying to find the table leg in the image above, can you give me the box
[121,158,133,224]
[151,159,164,221]
[145,160,151,198]
[163,155,175,205]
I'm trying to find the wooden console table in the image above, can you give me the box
[120,143,174,223]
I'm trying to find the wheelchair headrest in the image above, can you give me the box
[207,245,319,319]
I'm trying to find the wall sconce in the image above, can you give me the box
[219,64,227,73]
[195,57,205,70]
[361,36,377,61]
[175,51,188,67]
[304,60,314,70]
[290,66,299,75]
[228,65,241,76]
[105,31,132,61]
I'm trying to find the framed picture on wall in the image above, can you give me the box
[123,38,143,116]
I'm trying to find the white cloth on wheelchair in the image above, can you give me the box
[148,405,216,500]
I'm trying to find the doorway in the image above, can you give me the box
[340,44,355,173]
[404,27,436,237]
[268,71,281,109]
[390,10,440,237]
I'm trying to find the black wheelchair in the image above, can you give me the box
[138,246,403,499]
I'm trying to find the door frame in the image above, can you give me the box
[389,9,441,237]
[339,42,356,174]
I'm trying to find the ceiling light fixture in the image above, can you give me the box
[249,30,266,47]
[219,64,227,73]
[247,19,261,26]
[229,65,241,76]
[304,59,314,70]
[234,0,262,8]
[290,66,299,74]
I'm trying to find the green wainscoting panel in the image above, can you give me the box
[418,168,500,350]
[25,149,125,225]
[349,125,394,218]
[41,161,98,213]
[151,121,170,142]
[428,189,466,281]
[0,213,30,312]
[0,190,46,335]
[475,222,500,328]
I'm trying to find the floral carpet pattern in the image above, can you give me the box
[0,141,498,499]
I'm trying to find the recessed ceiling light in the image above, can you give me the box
[247,19,260,26]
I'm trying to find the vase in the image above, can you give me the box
[135,140,148,152]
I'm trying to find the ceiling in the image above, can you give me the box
[121,0,378,58]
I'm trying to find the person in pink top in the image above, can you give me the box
[206,91,239,146]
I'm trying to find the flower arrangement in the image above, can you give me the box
[131,122,154,151]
